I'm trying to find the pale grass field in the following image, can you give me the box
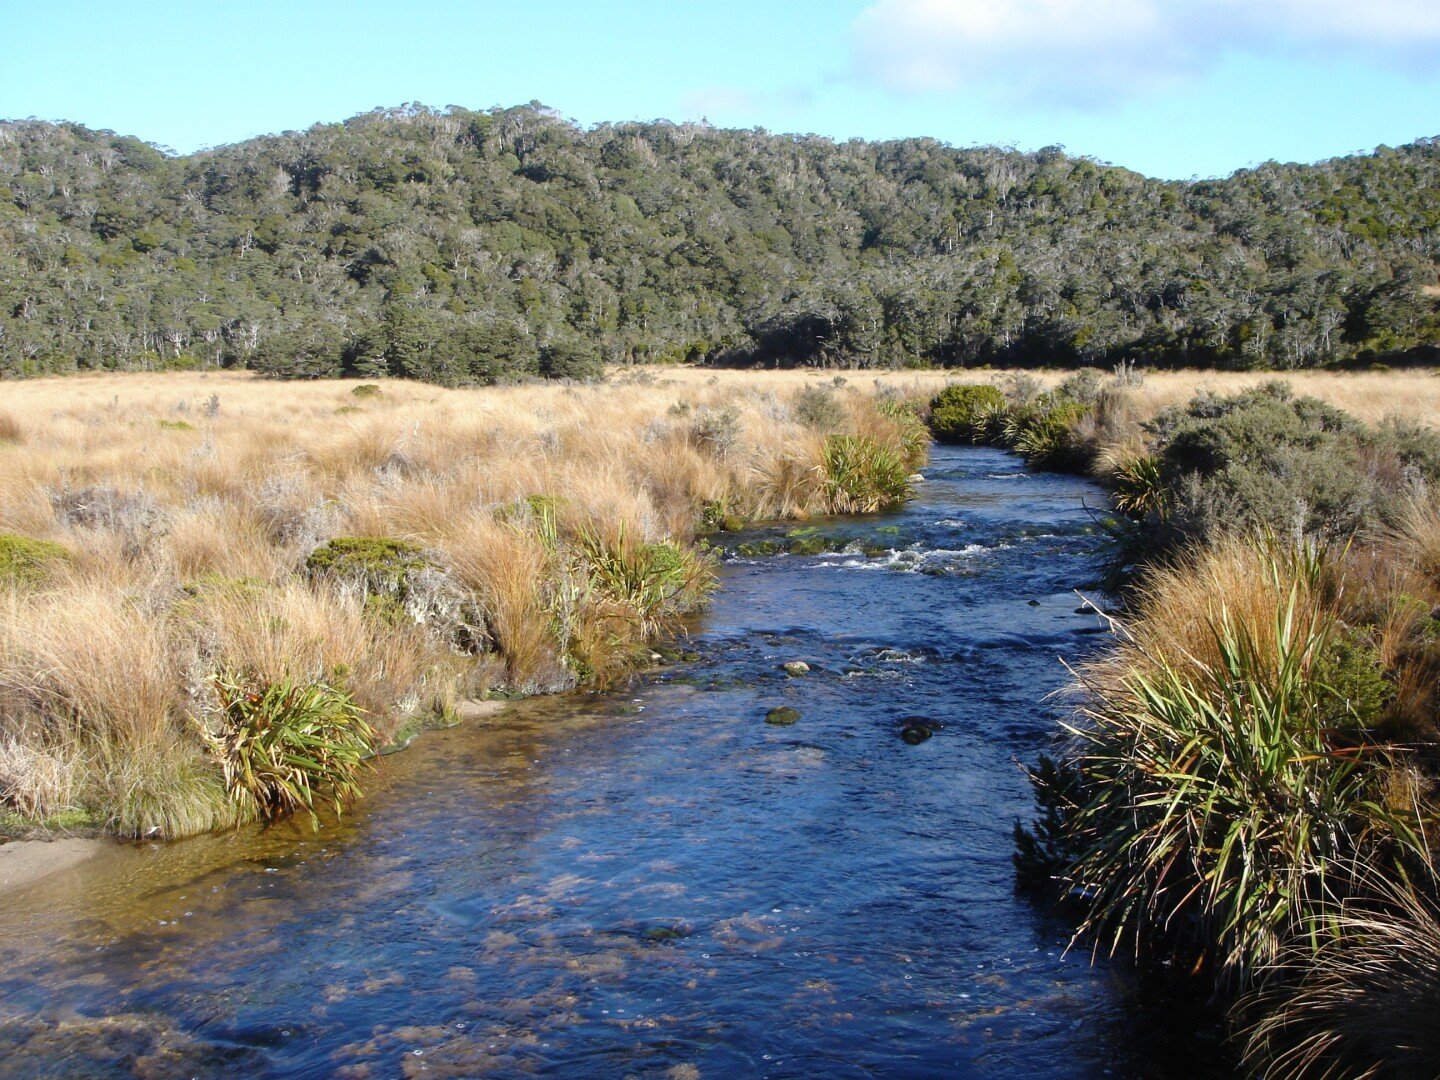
[649,364,1440,426]
[0,369,924,837]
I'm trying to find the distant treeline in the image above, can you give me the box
[1,103,1438,382]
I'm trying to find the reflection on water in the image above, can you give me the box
[0,447,1230,1078]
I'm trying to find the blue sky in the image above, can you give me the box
[3,0,1439,179]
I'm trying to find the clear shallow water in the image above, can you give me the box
[0,447,1229,1078]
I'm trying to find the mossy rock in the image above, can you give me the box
[0,533,71,585]
[765,706,801,725]
[787,536,830,556]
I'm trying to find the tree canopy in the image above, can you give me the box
[1,104,1437,381]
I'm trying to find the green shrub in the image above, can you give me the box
[351,383,382,399]
[1006,399,1093,471]
[821,434,911,513]
[0,534,70,584]
[156,418,195,431]
[928,383,1006,443]
[203,671,376,826]
[876,395,933,467]
[1144,383,1440,551]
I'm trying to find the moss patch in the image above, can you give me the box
[0,534,71,585]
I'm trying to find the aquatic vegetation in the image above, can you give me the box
[202,671,376,827]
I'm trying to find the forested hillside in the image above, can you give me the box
[2,102,1438,381]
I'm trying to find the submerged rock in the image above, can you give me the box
[765,706,801,726]
[782,660,810,677]
[898,716,940,744]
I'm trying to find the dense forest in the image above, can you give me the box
[1,102,1438,381]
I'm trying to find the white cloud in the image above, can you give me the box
[850,0,1440,109]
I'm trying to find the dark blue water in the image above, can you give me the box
[0,447,1227,1078]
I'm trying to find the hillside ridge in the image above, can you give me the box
[2,103,1437,380]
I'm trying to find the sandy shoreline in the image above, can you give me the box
[0,838,108,896]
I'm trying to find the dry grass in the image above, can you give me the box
[0,368,925,836]
[660,364,1440,428]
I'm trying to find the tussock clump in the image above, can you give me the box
[1028,543,1427,991]
[201,671,375,827]
[0,411,23,444]
[821,435,911,513]
[1240,883,1440,1079]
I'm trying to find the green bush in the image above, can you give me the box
[1144,383,1440,549]
[0,534,70,584]
[1005,399,1093,471]
[203,672,376,826]
[821,434,911,513]
[928,383,1006,443]
[351,383,382,399]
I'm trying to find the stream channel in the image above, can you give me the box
[0,445,1230,1078]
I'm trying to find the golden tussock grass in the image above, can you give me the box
[0,368,926,835]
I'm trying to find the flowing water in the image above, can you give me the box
[0,446,1229,1078]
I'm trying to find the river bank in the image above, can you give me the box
[0,370,928,840]
[946,370,1440,1076]
[0,444,1235,1078]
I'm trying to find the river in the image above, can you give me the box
[0,446,1228,1078]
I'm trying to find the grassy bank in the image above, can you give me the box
[951,370,1440,1075]
[0,370,927,840]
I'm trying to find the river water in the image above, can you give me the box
[0,446,1228,1078]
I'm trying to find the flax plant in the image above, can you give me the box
[1060,548,1427,991]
